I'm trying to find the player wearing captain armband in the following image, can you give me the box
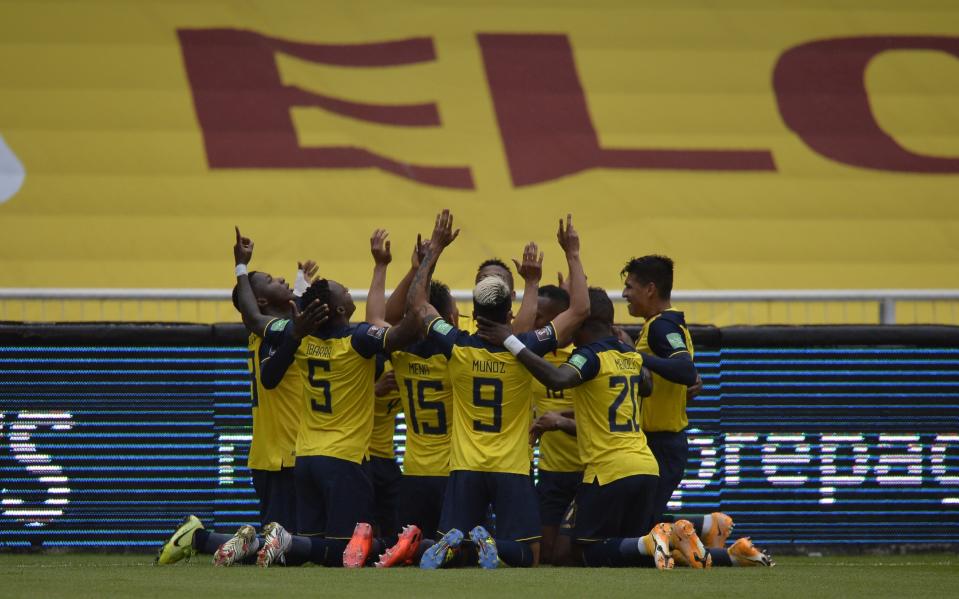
[409,213,590,570]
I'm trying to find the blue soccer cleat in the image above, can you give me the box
[469,525,498,569]
[419,528,464,570]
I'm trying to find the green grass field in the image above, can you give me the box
[1,553,956,599]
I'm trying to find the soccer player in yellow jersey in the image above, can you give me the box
[527,284,583,565]
[620,256,699,524]
[242,228,427,568]
[413,214,590,569]
[368,356,403,537]
[478,287,696,569]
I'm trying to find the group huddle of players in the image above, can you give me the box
[156,210,774,570]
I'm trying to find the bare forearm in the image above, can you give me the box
[366,263,388,325]
[512,280,538,333]
[385,266,416,324]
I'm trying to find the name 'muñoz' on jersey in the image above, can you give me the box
[427,317,558,475]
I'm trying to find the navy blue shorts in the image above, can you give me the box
[537,470,582,526]
[563,474,658,543]
[398,475,447,539]
[645,431,688,521]
[250,467,297,530]
[364,456,402,536]
[294,455,374,538]
[438,470,540,542]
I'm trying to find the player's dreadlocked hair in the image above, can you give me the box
[300,279,333,326]
[621,255,674,300]
[584,287,615,327]
[473,276,511,323]
[537,284,570,310]
[429,280,455,321]
[231,271,261,311]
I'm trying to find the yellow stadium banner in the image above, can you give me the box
[1,0,958,307]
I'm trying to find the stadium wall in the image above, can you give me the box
[0,322,956,553]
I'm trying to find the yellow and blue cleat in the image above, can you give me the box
[155,515,204,565]
[419,528,463,570]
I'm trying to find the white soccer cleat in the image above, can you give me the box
[213,524,258,566]
[256,522,292,567]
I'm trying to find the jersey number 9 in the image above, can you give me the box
[472,377,503,433]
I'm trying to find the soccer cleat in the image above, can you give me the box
[155,515,204,565]
[256,522,292,567]
[343,522,374,568]
[669,519,711,569]
[213,524,258,567]
[419,528,464,570]
[375,524,422,568]
[469,525,498,569]
[647,523,675,570]
[702,512,734,549]
[728,537,775,567]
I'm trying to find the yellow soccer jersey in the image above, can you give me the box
[564,338,660,485]
[427,317,558,476]
[391,338,453,477]
[370,359,403,459]
[247,318,302,471]
[635,309,695,433]
[531,344,583,473]
[293,322,389,464]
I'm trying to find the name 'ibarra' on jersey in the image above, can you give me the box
[409,362,431,375]
[472,360,507,374]
[306,342,333,358]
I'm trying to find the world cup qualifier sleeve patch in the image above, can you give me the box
[432,320,454,335]
[535,325,554,342]
[666,332,686,350]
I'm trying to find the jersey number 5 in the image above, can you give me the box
[307,359,333,413]
[472,377,503,433]
[608,375,642,432]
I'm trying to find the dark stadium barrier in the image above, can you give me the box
[0,322,957,551]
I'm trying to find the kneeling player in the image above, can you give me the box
[409,214,590,569]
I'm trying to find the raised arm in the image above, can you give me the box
[548,214,589,343]
[233,226,275,335]
[384,235,427,324]
[366,228,392,328]
[386,209,459,353]
[475,316,580,390]
[510,241,543,334]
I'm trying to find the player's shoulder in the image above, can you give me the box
[654,309,687,328]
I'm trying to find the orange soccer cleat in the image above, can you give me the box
[669,519,711,569]
[374,524,423,568]
[343,522,373,568]
[728,537,775,567]
[702,512,734,549]
[645,523,675,570]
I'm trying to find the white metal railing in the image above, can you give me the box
[1,288,958,324]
